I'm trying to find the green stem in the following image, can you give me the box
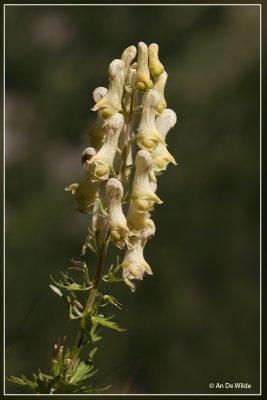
[71,232,110,361]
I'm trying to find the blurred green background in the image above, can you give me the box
[5,5,260,395]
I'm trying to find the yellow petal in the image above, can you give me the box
[148,43,165,78]
[135,42,153,91]
[153,71,168,115]
[137,89,166,151]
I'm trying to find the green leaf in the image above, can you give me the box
[69,258,86,269]
[6,375,36,391]
[90,330,102,344]
[88,347,98,361]
[69,361,97,384]
[91,315,126,332]
[38,370,53,382]
[50,275,92,291]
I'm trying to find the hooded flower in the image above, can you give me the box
[151,144,177,174]
[85,87,108,149]
[156,108,177,140]
[121,45,137,80]
[131,150,162,211]
[91,59,125,117]
[153,70,168,115]
[137,89,166,151]
[135,42,153,91]
[150,108,177,174]
[127,201,156,239]
[85,113,124,181]
[81,146,96,165]
[148,43,165,78]
[122,237,153,291]
[106,178,132,249]
[65,180,98,212]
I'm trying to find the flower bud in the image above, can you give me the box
[122,238,153,291]
[92,59,124,117]
[49,285,63,297]
[148,43,164,78]
[106,178,132,249]
[85,113,124,181]
[153,70,168,115]
[135,42,153,91]
[137,90,166,151]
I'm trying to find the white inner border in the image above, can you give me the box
[3,3,262,397]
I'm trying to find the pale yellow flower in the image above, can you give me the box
[137,89,166,151]
[135,42,153,91]
[85,87,108,149]
[122,238,153,290]
[131,150,162,211]
[148,43,164,78]
[151,143,177,174]
[153,70,168,115]
[156,108,177,140]
[64,180,98,212]
[85,113,124,181]
[81,147,96,165]
[121,45,137,79]
[91,59,124,117]
[127,201,156,239]
[106,178,132,249]
[150,108,177,174]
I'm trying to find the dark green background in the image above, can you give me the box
[5,5,260,394]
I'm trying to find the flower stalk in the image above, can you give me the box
[7,42,178,395]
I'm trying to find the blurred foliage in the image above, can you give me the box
[5,5,260,394]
